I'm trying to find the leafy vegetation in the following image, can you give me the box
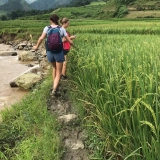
[69,0,96,7]
[113,5,128,17]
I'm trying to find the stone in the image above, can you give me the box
[15,73,42,90]
[18,45,23,50]
[27,42,32,47]
[30,49,36,52]
[58,114,77,124]
[18,43,27,47]
[25,64,34,67]
[10,65,41,88]
[10,81,18,87]
[8,41,13,45]
[18,51,37,61]
[64,139,85,150]
[0,51,17,56]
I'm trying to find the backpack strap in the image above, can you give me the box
[48,25,60,29]
[47,25,53,34]
[47,25,61,32]
[47,25,63,37]
[56,26,63,37]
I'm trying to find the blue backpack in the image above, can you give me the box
[46,26,63,53]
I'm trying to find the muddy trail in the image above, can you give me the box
[47,81,90,160]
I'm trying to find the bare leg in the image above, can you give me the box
[51,61,63,91]
[51,62,56,82]
[62,55,67,76]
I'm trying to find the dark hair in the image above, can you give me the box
[50,14,59,25]
[60,17,69,24]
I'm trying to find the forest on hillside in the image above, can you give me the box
[0,0,159,20]
[69,0,135,6]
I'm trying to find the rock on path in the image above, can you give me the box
[47,82,90,160]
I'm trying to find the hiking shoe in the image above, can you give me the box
[51,90,61,97]
[61,74,68,80]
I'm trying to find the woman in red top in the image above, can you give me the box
[60,18,76,79]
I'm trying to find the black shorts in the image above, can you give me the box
[63,50,70,55]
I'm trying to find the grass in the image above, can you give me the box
[126,10,160,18]
[0,76,62,160]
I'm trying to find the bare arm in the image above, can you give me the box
[65,35,73,46]
[63,35,76,42]
[33,32,46,50]
[70,35,76,39]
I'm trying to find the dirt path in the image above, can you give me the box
[47,81,90,160]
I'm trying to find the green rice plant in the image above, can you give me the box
[2,19,160,41]
[68,33,160,159]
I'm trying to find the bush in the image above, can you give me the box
[113,5,128,18]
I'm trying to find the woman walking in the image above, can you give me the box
[60,18,76,79]
[33,14,73,96]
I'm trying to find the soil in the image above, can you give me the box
[47,81,90,160]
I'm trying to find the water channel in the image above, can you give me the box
[0,44,30,111]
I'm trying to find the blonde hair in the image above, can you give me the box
[60,17,69,24]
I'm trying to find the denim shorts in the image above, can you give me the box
[46,50,64,63]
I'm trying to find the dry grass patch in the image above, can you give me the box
[126,10,160,18]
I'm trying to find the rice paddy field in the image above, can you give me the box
[1,19,160,159]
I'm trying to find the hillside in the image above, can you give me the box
[0,0,36,6]
[1,0,160,20]
[31,0,71,10]
[18,1,114,20]
[0,0,32,11]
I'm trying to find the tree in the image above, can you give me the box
[0,15,7,21]
[115,0,135,5]
[69,0,94,7]
[8,11,19,19]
